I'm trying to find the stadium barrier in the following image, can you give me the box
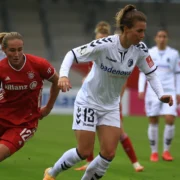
[42,87,180,116]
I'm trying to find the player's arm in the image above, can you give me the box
[45,72,60,110]
[138,71,146,99]
[137,49,173,106]
[39,59,60,119]
[59,40,107,92]
[174,52,180,104]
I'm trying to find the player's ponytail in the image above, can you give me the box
[115,4,147,33]
[0,32,8,44]
[1,32,23,49]
[94,21,111,35]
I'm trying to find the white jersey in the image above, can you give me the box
[72,34,157,110]
[139,46,180,96]
[0,45,6,60]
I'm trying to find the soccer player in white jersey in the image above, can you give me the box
[75,21,144,172]
[43,5,173,180]
[138,29,180,162]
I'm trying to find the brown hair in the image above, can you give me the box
[115,4,147,33]
[156,29,169,36]
[0,32,23,48]
[94,21,111,35]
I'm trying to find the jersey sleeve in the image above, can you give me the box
[72,37,112,63]
[174,51,180,94]
[136,43,157,75]
[39,58,55,80]
[138,72,147,92]
[174,51,180,73]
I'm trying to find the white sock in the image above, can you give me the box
[49,148,83,177]
[163,124,175,152]
[81,154,111,180]
[148,123,158,153]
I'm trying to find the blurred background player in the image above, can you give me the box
[0,32,59,162]
[75,21,144,172]
[0,32,7,94]
[44,4,173,180]
[138,29,180,162]
[0,33,6,60]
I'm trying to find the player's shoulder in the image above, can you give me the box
[148,46,157,54]
[89,34,116,49]
[25,54,49,66]
[166,46,179,56]
[0,57,8,68]
[134,42,148,53]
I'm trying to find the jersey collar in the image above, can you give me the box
[8,54,26,71]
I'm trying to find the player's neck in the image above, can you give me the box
[9,57,25,70]
[120,35,131,49]
[157,45,166,50]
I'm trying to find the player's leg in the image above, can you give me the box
[119,125,144,172]
[81,109,120,180]
[161,96,177,161]
[0,144,11,161]
[74,152,94,171]
[0,126,11,161]
[148,116,159,161]
[162,115,175,161]
[44,105,96,180]
[145,97,160,162]
[0,126,36,162]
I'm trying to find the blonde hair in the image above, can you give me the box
[115,4,147,33]
[94,21,111,35]
[0,32,23,48]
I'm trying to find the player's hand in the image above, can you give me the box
[176,94,180,105]
[160,95,173,106]
[138,92,145,100]
[39,106,52,120]
[58,77,72,92]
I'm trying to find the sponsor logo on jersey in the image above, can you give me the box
[106,56,117,62]
[4,84,28,90]
[27,71,35,79]
[146,56,154,68]
[100,63,131,76]
[29,81,37,90]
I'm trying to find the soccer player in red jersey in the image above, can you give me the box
[75,21,144,172]
[0,32,59,162]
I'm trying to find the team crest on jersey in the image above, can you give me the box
[27,71,35,79]
[127,59,133,67]
[77,45,88,55]
[29,81,37,90]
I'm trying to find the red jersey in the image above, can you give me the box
[0,54,55,127]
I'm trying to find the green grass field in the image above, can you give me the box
[1,115,180,180]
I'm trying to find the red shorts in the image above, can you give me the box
[0,126,36,154]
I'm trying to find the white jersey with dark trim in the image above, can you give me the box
[146,46,180,96]
[72,34,156,110]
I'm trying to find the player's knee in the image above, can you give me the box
[0,151,11,162]
[77,148,93,159]
[100,149,116,160]
[120,132,128,142]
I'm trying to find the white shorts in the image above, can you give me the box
[72,104,121,132]
[145,94,177,117]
